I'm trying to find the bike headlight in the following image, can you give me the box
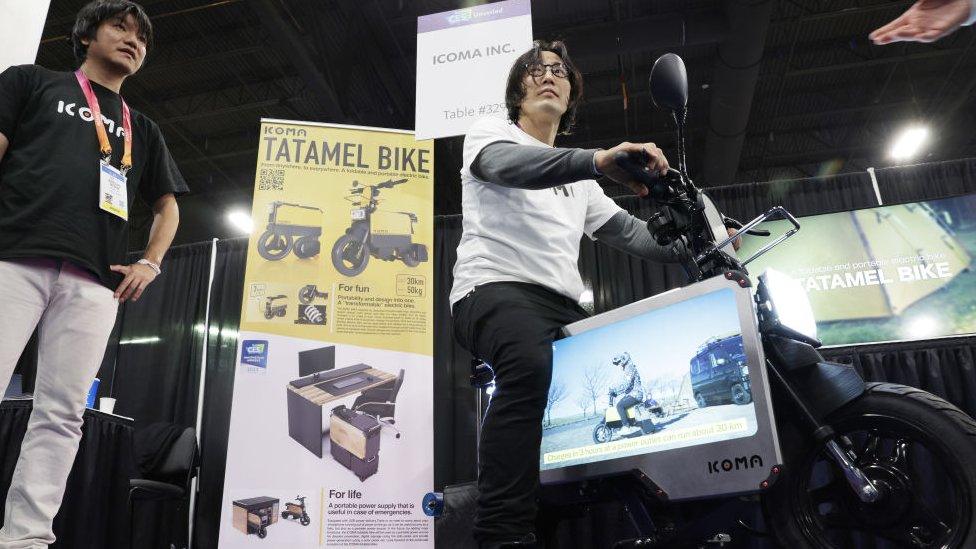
[758,269,818,342]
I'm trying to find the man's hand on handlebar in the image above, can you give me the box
[727,228,742,251]
[594,142,670,198]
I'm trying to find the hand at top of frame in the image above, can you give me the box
[870,0,972,44]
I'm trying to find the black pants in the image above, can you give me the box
[616,395,639,426]
[452,282,588,543]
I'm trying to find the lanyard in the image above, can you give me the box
[74,69,132,173]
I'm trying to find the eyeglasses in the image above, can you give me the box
[525,62,569,79]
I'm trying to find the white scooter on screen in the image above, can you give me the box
[593,393,666,444]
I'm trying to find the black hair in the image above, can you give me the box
[71,0,154,65]
[505,40,584,135]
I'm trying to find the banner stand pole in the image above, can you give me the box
[188,237,218,549]
[867,167,883,206]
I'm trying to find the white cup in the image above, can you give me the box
[99,397,116,414]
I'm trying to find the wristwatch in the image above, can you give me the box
[137,258,161,275]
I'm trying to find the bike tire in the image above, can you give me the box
[331,234,369,276]
[401,254,420,268]
[731,383,752,405]
[763,382,976,548]
[257,230,292,261]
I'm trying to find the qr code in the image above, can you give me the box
[258,168,285,191]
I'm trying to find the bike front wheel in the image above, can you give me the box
[332,235,369,276]
[763,382,976,548]
[593,423,613,444]
[257,230,293,261]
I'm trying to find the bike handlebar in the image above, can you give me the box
[735,206,802,267]
[612,151,684,201]
[272,201,324,213]
[376,178,409,189]
[723,215,771,237]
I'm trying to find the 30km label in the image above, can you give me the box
[396,274,427,297]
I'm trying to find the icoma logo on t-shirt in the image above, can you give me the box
[56,100,126,137]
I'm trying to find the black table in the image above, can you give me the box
[0,398,138,549]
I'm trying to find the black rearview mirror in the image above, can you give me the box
[649,53,688,112]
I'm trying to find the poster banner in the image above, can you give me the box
[415,0,533,139]
[736,193,976,346]
[218,119,434,547]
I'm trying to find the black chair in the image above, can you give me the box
[353,369,405,435]
[128,427,198,547]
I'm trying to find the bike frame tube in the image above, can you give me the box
[694,206,800,267]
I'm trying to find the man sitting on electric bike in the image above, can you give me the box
[608,352,645,436]
[450,40,700,549]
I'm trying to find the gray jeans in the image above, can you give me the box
[0,259,118,548]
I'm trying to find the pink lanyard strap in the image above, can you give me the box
[74,70,132,173]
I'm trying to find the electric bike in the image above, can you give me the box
[430,54,976,549]
[281,495,311,526]
[263,295,287,320]
[585,53,976,548]
[331,179,429,276]
[593,393,667,444]
[257,202,324,261]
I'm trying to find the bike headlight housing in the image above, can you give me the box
[758,269,819,343]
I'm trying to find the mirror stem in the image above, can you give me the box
[673,108,693,193]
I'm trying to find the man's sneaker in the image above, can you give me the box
[618,425,641,436]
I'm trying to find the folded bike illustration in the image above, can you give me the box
[257,201,324,261]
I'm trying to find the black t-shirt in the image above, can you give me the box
[0,64,188,288]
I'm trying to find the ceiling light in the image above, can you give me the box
[227,210,254,235]
[889,126,929,161]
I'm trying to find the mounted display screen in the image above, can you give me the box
[542,287,758,471]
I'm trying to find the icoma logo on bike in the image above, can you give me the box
[707,454,764,474]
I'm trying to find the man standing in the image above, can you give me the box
[0,1,186,545]
[451,40,692,549]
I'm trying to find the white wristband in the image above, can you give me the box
[137,258,161,275]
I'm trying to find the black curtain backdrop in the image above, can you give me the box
[192,237,247,549]
[876,157,976,205]
[0,402,137,549]
[112,241,212,425]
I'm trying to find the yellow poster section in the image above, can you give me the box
[240,120,434,356]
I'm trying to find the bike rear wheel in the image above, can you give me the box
[763,382,976,548]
